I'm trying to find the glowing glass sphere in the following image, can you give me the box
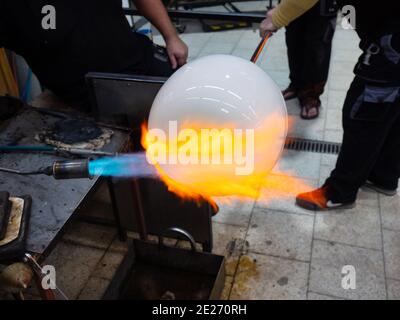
[146,54,287,198]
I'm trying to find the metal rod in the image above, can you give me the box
[24,253,69,300]
[107,178,127,241]
[131,179,148,241]
[0,167,45,175]
[123,8,265,23]
[31,106,131,132]
[250,31,272,63]
[0,145,116,157]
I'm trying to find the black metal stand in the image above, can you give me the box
[107,178,127,242]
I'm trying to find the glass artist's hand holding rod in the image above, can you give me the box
[260,0,318,36]
[135,0,188,69]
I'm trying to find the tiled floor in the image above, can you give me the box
[3,2,399,300]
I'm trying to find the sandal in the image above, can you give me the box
[300,97,321,120]
[281,84,297,101]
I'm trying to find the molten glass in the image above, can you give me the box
[142,55,310,205]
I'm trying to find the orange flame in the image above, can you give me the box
[141,114,311,208]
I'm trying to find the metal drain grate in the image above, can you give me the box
[284,137,341,155]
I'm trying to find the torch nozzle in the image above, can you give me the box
[44,159,93,180]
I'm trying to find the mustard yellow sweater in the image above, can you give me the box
[272,0,319,28]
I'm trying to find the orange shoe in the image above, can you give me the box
[296,187,356,211]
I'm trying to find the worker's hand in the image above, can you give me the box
[259,8,279,37]
[165,35,188,69]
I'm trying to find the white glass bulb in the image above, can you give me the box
[146,54,287,198]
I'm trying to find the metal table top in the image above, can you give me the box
[0,108,129,254]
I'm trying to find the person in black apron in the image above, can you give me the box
[0,0,188,111]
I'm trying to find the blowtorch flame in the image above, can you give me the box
[142,113,311,207]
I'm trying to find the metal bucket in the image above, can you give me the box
[103,227,225,300]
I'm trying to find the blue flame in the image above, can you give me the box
[88,152,158,178]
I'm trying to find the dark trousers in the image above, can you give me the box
[326,78,400,202]
[122,43,174,78]
[62,41,174,112]
[285,3,336,93]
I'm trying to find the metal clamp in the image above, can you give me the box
[159,227,197,252]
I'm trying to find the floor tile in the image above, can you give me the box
[209,30,244,43]
[328,73,354,91]
[93,249,125,280]
[323,129,343,143]
[330,60,357,78]
[321,153,338,167]
[212,222,248,276]
[287,116,325,140]
[379,194,400,231]
[327,90,347,110]
[199,41,236,55]
[213,196,255,227]
[221,276,233,300]
[307,292,344,300]
[309,240,386,299]
[331,49,362,63]
[383,229,400,280]
[273,150,321,180]
[387,278,400,300]
[314,201,382,250]
[325,109,343,131]
[61,221,116,250]
[34,240,106,298]
[230,253,309,300]
[78,277,110,300]
[247,208,314,261]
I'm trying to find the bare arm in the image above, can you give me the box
[133,0,188,69]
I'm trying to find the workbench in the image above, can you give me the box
[0,108,130,256]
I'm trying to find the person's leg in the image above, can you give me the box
[297,77,400,210]
[298,8,336,119]
[284,12,308,100]
[142,43,175,77]
[302,14,336,89]
[120,41,175,78]
[366,98,400,192]
[327,82,400,200]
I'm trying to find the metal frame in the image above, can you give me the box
[123,7,266,23]
[86,72,215,252]
[168,0,274,11]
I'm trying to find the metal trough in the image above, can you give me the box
[103,228,225,300]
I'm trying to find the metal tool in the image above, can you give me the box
[23,253,69,300]
[45,159,93,179]
[32,107,131,132]
[250,31,272,63]
[0,159,93,180]
[0,145,117,157]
